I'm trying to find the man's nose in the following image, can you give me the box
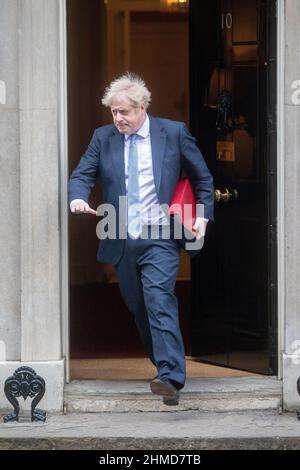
[115,112,123,122]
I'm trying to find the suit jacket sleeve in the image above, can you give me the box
[179,123,214,221]
[68,130,100,206]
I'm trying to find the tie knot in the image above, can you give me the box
[130,133,138,143]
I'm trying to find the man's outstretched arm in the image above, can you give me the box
[68,129,100,214]
[179,123,214,239]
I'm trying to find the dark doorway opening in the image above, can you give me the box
[67,0,192,361]
[189,0,277,375]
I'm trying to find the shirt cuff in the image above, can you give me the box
[70,199,87,211]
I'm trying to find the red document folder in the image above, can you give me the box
[168,178,196,235]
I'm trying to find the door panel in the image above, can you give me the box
[189,0,277,374]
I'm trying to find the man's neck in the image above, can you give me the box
[135,114,147,134]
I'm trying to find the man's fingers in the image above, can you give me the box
[196,230,205,240]
[192,219,206,240]
[74,204,85,213]
[71,202,96,215]
[83,204,97,215]
[71,204,83,213]
[192,222,201,232]
[86,206,97,215]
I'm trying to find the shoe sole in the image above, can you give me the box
[163,397,179,406]
[150,380,179,406]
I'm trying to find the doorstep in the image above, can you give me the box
[63,376,282,413]
[1,409,300,450]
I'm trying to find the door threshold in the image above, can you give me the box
[70,357,259,381]
[64,376,281,413]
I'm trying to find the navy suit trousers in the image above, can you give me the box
[115,227,186,387]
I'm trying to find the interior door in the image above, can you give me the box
[189,0,277,374]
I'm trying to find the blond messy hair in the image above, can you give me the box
[102,72,151,109]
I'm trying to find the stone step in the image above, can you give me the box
[2,407,300,451]
[1,434,300,451]
[63,377,282,413]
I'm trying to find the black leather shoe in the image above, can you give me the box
[150,378,180,406]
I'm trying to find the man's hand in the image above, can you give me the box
[192,217,208,240]
[70,200,97,215]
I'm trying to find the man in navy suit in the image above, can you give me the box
[68,73,214,405]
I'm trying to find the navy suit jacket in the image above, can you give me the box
[68,115,214,265]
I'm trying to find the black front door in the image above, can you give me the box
[189,0,277,374]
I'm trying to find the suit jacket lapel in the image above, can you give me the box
[149,116,166,196]
[108,117,166,197]
[109,129,126,195]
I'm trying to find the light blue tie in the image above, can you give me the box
[127,134,142,238]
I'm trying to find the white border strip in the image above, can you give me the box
[58,0,70,383]
[277,0,285,380]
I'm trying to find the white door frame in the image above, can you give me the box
[59,0,285,383]
[58,0,70,383]
[276,0,285,381]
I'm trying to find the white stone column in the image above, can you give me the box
[0,0,64,412]
[282,0,300,410]
[0,0,21,361]
[19,0,62,362]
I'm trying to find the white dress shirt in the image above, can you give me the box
[124,114,168,225]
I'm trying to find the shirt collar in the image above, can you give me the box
[125,114,149,141]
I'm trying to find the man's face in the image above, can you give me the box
[110,93,146,135]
